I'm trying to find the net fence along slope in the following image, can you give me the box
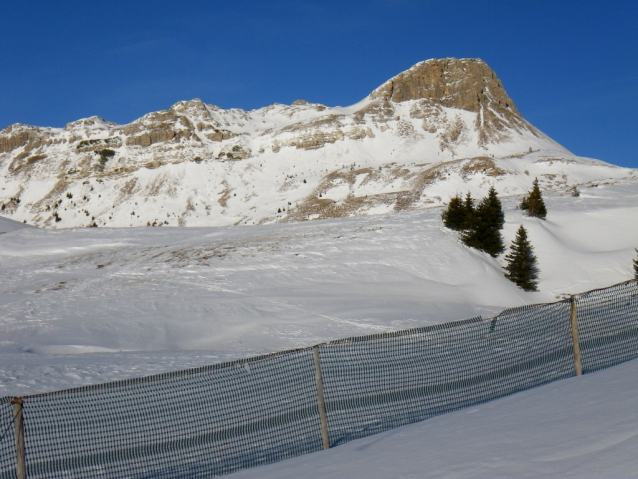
[0,279,636,478]
[0,397,16,476]
[318,300,575,446]
[4,349,322,479]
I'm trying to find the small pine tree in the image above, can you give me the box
[463,192,475,229]
[441,195,465,230]
[462,186,505,257]
[483,186,505,231]
[634,248,638,280]
[520,178,547,219]
[504,225,539,291]
[442,193,476,231]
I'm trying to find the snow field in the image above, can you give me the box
[0,178,636,397]
[228,357,638,479]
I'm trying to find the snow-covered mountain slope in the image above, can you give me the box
[1,178,637,396]
[1,58,634,229]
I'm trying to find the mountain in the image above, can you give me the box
[0,58,633,228]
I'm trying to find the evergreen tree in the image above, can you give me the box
[483,186,505,231]
[634,248,638,280]
[441,195,465,230]
[520,178,547,219]
[442,192,476,231]
[463,192,475,230]
[462,186,505,257]
[504,225,539,291]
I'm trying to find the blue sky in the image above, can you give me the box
[2,0,637,167]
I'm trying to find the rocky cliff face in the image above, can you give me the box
[370,58,538,146]
[0,58,630,229]
[371,58,516,111]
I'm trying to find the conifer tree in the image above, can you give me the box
[442,193,476,231]
[634,248,638,280]
[520,178,547,219]
[483,186,505,231]
[462,186,505,257]
[463,192,475,230]
[441,194,465,230]
[504,225,539,291]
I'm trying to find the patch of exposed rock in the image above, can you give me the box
[371,58,516,112]
[370,58,540,145]
[0,57,586,229]
[0,124,65,154]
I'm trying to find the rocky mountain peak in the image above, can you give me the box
[169,98,210,116]
[370,58,517,113]
[1,57,622,231]
[64,116,115,130]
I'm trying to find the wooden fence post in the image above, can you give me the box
[312,345,330,450]
[570,296,583,376]
[11,397,26,479]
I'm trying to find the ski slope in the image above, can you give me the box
[0,177,636,397]
[229,357,638,479]
[0,174,637,477]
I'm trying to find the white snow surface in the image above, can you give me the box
[229,357,638,479]
[1,176,637,478]
[0,216,33,234]
[1,178,637,397]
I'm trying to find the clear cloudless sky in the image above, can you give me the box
[2,0,637,167]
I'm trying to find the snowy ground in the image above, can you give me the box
[229,357,638,479]
[1,176,637,477]
[1,178,637,397]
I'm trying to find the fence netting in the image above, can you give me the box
[10,349,322,479]
[0,279,636,478]
[318,301,574,446]
[577,280,638,373]
[0,397,16,478]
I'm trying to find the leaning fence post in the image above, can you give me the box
[312,345,330,450]
[11,397,26,479]
[570,296,583,376]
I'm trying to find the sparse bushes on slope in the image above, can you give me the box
[504,225,539,291]
[634,249,638,280]
[95,149,115,172]
[96,148,115,158]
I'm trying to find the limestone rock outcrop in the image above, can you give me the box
[371,58,516,112]
[0,57,600,230]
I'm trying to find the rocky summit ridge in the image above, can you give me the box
[0,58,633,229]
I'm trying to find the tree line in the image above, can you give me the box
[442,179,547,291]
[443,178,638,290]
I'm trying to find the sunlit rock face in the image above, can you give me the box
[0,58,631,229]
